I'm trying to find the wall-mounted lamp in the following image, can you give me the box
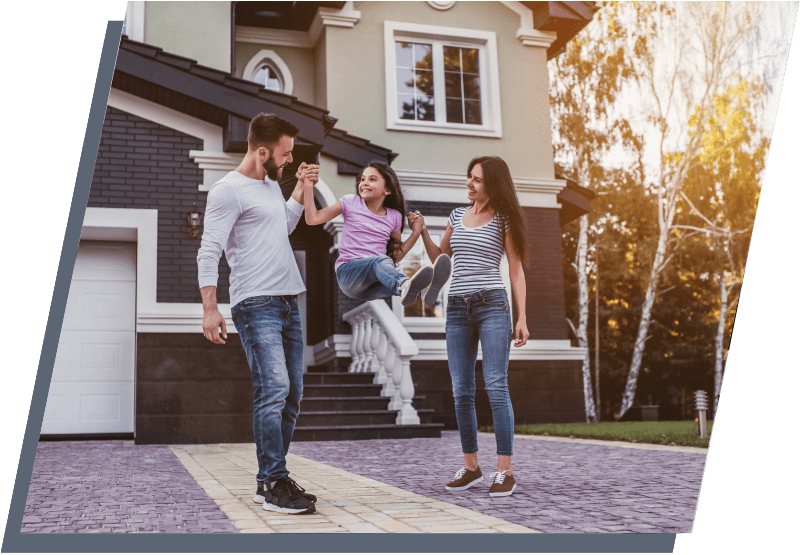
[187,203,203,239]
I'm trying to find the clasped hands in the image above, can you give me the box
[296,163,320,188]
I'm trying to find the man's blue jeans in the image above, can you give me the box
[231,295,304,483]
[336,255,408,301]
[446,288,514,456]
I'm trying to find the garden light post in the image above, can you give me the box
[694,390,708,438]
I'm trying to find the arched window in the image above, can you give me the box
[243,50,294,96]
[252,63,283,93]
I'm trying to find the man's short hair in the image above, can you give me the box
[247,113,300,150]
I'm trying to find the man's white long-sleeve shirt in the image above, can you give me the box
[197,171,305,307]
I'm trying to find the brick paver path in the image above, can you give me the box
[290,431,706,534]
[21,441,238,533]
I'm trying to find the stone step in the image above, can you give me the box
[303,372,376,385]
[292,423,444,442]
[300,396,425,412]
[296,409,436,427]
[303,384,383,398]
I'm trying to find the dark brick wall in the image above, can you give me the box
[405,201,464,219]
[136,333,252,444]
[88,106,232,304]
[522,207,568,340]
[411,359,585,428]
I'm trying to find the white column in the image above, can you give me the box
[361,316,375,373]
[396,356,420,425]
[374,331,389,389]
[383,342,398,403]
[388,348,404,411]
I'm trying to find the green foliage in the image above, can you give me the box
[483,421,713,448]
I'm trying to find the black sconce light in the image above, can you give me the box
[187,203,203,239]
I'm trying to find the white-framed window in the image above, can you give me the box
[253,64,284,93]
[384,21,502,138]
[242,49,294,95]
[398,229,447,319]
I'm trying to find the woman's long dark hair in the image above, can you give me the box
[468,156,526,262]
[355,161,407,260]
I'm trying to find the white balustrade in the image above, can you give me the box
[343,300,420,425]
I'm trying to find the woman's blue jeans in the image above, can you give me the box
[446,288,514,456]
[231,295,304,483]
[336,255,408,301]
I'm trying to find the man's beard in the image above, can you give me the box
[263,156,283,181]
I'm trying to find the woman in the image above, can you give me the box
[409,156,529,497]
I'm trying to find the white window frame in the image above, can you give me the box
[242,49,294,95]
[123,1,145,42]
[384,20,502,138]
[392,216,450,332]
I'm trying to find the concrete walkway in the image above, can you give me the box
[21,432,706,534]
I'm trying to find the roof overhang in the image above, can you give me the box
[113,36,397,173]
[521,1,597,59]
[556,178,596,226]
[233,1,347,31]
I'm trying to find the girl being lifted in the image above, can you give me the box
[300,162,451,306]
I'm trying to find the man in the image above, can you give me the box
[197,113,319,515]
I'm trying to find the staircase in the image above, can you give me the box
[293,299,444,442]
[293,371,443,441]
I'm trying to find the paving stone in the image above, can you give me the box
[289,430,706,534]
[21,441,238,534]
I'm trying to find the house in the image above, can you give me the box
[41,1,596,443]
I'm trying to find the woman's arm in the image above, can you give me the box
[389,214,424,263]
[303,181,343,225]
[506,233,529,348]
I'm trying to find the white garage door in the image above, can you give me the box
[41,241,136,435]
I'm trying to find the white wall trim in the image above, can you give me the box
[312,334,586,362]
[395,169,565,208]
[241,49,294,95]
[312,334,352,365]
[124,1,145,42]
[81,207,235,334]
[309,1,362,45]
[499,1,558,49]
[427,1,456,10]
[383,20,503,139]
[236,26,313,49]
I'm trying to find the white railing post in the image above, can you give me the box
[396,356,420,425]
[343,300,419,424]
[361,316,374,373]
[374,331,389,389]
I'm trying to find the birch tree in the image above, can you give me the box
[676,77,768,417]
[550,1,664,422]
[617,2,767,419]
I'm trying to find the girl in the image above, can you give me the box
[409,156,529,498]
[301,161,451,306]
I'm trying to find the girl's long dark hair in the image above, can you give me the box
[468,156,526,262]
[355,162,407,260]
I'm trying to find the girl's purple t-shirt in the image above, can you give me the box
[335,194,402,270]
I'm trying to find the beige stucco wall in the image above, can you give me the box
[234,43,317,105]
[320,1,554,179]
[144,1,231,72]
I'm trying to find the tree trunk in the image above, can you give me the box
[617,213,671,420]
[713,271,727,419]
[576,214,597,422]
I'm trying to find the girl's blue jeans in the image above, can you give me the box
[446,288,514,456]
[336,255,408,301]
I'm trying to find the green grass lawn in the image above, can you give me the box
[481,421,712,448]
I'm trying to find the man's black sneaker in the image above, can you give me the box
[263,477,316,514]
[254,478,317,504]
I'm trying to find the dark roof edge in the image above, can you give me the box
[116,35,398,166]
